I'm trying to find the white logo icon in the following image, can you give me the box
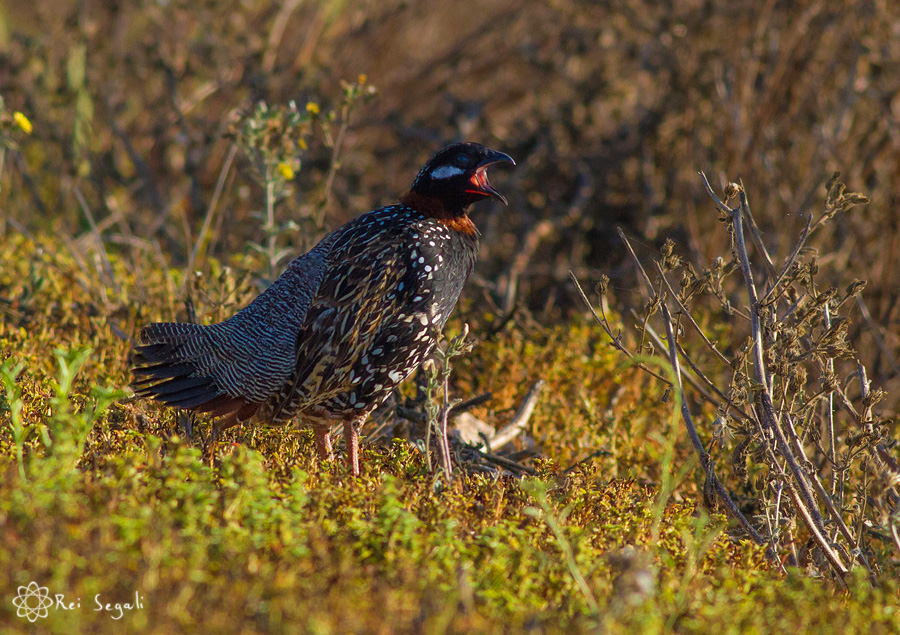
[12,581,52,622]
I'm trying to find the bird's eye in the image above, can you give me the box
[454,154,470,167]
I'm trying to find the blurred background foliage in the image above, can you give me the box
[3,0,899,321]
[1,1,897,275]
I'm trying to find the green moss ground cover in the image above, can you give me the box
[1,234,898,634]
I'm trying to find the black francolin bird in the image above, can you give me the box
[132,142,514,475]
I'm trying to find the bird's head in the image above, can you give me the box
[404,142,515,214]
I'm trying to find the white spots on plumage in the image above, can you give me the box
[430,165,464,180]
[262,202,478,423]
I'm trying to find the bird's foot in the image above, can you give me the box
[314,427,334,463]
[343,419,362,476]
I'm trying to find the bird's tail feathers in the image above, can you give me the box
[132,322,258,420]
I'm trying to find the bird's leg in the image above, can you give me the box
[314,427,334,462]
[210,420,223,468]
[209,422,217,468]
[343,418,364,476]
[209,412,240,467]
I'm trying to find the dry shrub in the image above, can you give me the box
[576,172,900,582]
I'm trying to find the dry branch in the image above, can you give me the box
[577,169,890,583]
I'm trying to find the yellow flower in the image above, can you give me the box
[298,138,308,150]
[358,74,368,86]
[277,162,295,180]
[306,102,320,115]
[13,112,32,134]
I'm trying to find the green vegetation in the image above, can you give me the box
[2,1,900,633]
[1,232,897,633]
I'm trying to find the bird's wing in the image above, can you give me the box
[268,219,415,422]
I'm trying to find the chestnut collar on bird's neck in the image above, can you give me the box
[398,190,478,236]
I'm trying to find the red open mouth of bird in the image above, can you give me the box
[467,166,508,205]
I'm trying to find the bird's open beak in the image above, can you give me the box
[470,150,515,205]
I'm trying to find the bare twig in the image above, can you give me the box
[587,168,879,582]
[737,185,777,281]
[185,142,238,283]
[824,303,837,495]
[396,392,492,425]
[616,227,655,295]
[74,186,120,301]
[657,292,768,548]
[706,174,849,580]
[489,380,544,450]
[636,313,752,423]
[479,451,536,476]
[570,272,672,387]
[761,215,813,303]
[452,392,493,415]
[891,520,900,560]
[262,0,303,74]
[265,166,278,280]
[317,105,352,227]
[655,262,731,366]
[438,373,454,477]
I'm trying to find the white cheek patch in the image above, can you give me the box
[430,165,465,180]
